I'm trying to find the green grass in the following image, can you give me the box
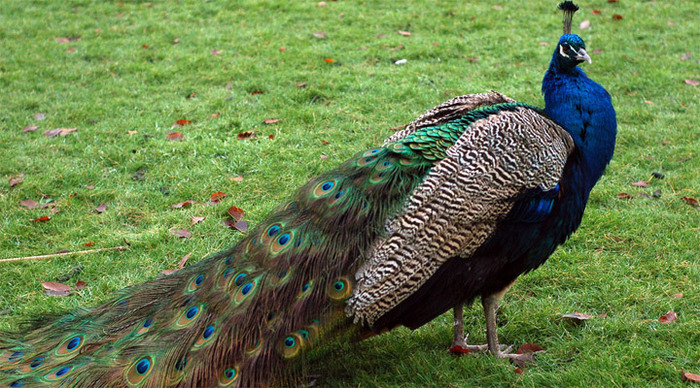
[1,0,698,386]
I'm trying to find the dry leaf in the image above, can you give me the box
[263,118,281,124]
[20,199,40,209]
[128,130,138,135]
[313,32,327,39]
[171,200,195,209]
[659,311,677,324]
[210,112,221,118]
[579,20,590,29]
[680,196,699,208]
[172,38,180,44]
[191,216,206,225]
[516,343,544,354]
[167,131,184,141]
[42,282,72,297]
[320,154,328,160]
[514,367,524,374]
[397,30,411,36]
[317,1,326,5]
[561,312,593,323]
[612,14,623,20]
[9,175,25,187]
[170,229,192,239]
[172,119,191,127]
[210,192,227,203]
[672,293,683,299]
[32,216,51,222]
[237,130,255,140]
[178,252,192,268]
[685,79,699,86]
[324,58,334,63]
[616,193,632,199]
[23,126,38,132]
[210,49,221,55]
[222,219,248,232]
[83,242,95,247]
[592,9,601,14]
[66,47,76,53]
[227,206,245,221]
[95,203,107,213]
[230,175,244,183]
[631,181,648,187]
[296,82,308,88]
[682,370,700,383]
[321,139,331,145]
[680,53,692,60]
[268,134,275,140]
[74,280,87,290]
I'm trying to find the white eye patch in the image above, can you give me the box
[559,45,571,58]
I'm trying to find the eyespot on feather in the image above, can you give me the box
[327,277,353,301]
[125,356,153,386]
[277,333,305,359]
[44,365,73,381]
[218,366,240,386]
[297,281,313,299]
[176,305,202,327]
[187,274,205,293]
[194,325,216,348]
[1,350,24,364]
[56,335,84,356]
[234,279,258,304]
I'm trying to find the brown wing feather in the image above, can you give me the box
[348,107,574,327]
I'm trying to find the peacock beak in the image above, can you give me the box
[575,48,592,64]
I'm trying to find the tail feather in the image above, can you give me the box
[1,146,431,387]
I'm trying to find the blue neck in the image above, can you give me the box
[541,58,617,191]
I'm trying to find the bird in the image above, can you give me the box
[0,1,615,387]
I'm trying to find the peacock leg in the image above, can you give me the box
[482,287,541,361]
[448,301,509,354]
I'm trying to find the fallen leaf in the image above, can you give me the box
[592,9,601,14]
[659,311,677,324]
[296,82,308,88]
[680,196,699,208]
[20,199,40,209]
[42,281,72,297]
[55,37,70,44]
[43,129,63,137]
[612,14,623,20]
[313,32,327,39]
[397,30,411,36]
[607,0,618,2]
[172,38,180,44]
[222,219,248,232]
[635,193,651,199]
[539,41,549,46]
[268,134,275,139]
[171,200,195,209]
[210,112,221,118]
[142,44,149,49]
[324,58,334,63]
[178,252,192,268]
[317,1,326,5]
[514,367,524,374]
[95,203,107,213]
[667,21,676,26]
[682,370,700,383]
[593,48,604,54]
[616,193,632,199]
[166,131,184,141]
[631,180,648,187]
[516,343,544,354]
[652,189,663,198]
[644,100,654,105]
[685,79,699,86]
[170,229,192,239]
[191,216,206,225]
[377,33,387,38]
[561,312,593,323]
[390,44,405,52]
[9,175,25,187]
[173,119,192,127]
[680,53,692,60]
[263,118,281,124]
[672,293,683,299]
[65,47,76,53]
[320,154,328,160]
[160,269,180,276]
[23,125,38,132]
[250,90,264,95]
[58,128,78,136]
[83,242,95,247]
[230,175,244,183]
[579,20,590,29]
[210,191,227,203]
[279,46,286,52]
[237,130,255,140]
[227,206,245,221]
[128,130,138,135]
[467,57,479,62]
[132,167,147,181]
[32,216,51,222]
[74,280,87,290]
[321,139,330,145]
[210,49,221,55]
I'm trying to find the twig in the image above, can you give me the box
[0,246,126,263]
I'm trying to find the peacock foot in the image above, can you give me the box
[448,333,512,355]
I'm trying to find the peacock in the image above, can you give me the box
[0,1,615,387]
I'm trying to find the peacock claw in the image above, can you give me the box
[448,334,512,355]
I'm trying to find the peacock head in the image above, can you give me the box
[554,34,591,70]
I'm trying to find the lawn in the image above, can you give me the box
[0,0,698,386]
